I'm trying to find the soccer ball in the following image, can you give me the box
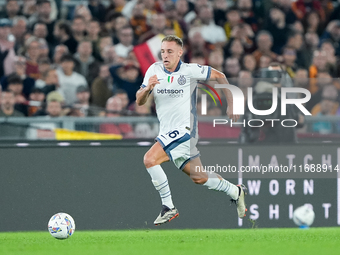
[48,212,76,239]
[293,204,315,227]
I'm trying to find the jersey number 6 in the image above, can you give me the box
[168,130,179,138]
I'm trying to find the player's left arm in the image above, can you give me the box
[209,68,239,121]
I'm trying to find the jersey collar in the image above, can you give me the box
[163,60,182,74]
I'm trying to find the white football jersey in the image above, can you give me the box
[142,60,211,137]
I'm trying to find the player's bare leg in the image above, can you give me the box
[182,157,247,218]
[143,142,179,225]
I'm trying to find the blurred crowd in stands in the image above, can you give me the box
[0,0,340,137]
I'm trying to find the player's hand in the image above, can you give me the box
[147,75,160,91]
[227,107,240,122]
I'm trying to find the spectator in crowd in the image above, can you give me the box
[0,55,35,99]
[309,50,328,79]
[115,89,129,110]
[163,2,186,39]
[224,57,241,81]
[286,31,310,70]
[0,18,15,77]
[282,46,298,78]
[252,30,277,67]
[6,74,28,115]
[88,0,106,23]
[71,85,98,117]
[100,95,134,138]
[74,40,100,86]
[292,0,325,23]
[109,56,143,106]
[320,20,340,56]
[38,38,50,59]
[37,57,51,78]
[72,15,87,43]
[53,20,78,54]
[34,99,63,118]
[208,48,224,72]
[183,0,209,25]
[114,26,134,58]
[91,64,113,108]
[27,87,45,116]
[23,36,41,80]
[106,0,127,15]
[229,23,255,52]
[11,16,28,53]
[142,0,158,21]
[53,44,69,64]
[226,38,244,60]
[45,99,63,117]
[304,11,323,36]
[0,89,24,117]
[138,13,166,44]
[224,7,241,39]
[265,7,289,54]
[98,35,113,57]
[109,13,129,44]
[56,54,87,106]
[186,27,210,62]
[259,54,272,69]
[213,0,228,27]
[22,0,36,18]
[34,57,50,88]
[197,5,227,46]
[101,45,118,66]
[33,22,48,40]
[276,0,297,25]
[130,2,149,40]
[236,0,258,32]
[39,67,60,95]
[28,0,55,44]
[175,0,190,23]
[0,0,21,20]
[320,39,339,77]
[330,1,340,21]
[87,19,101,44]
[73,5,92,24]
[86,19,101,59]
[34,90,65,116]
[190,52,206,66]
[292,20,305,34]
[242,54,257,72]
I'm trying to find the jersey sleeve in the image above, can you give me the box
[141,64,154,89]
[189,64,212,81]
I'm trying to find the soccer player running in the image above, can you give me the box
[136,35,247,226]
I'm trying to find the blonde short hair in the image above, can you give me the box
[162,35,183,48]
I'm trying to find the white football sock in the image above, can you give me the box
[203,172,239,200]
[147,165,174,209]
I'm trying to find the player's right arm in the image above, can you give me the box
[136,75,160,106]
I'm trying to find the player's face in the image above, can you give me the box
[161,41,183,71]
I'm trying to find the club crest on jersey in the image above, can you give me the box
[178,75,186,85]
[167,76,174,83]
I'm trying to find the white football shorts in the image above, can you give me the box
[155,126,200,170]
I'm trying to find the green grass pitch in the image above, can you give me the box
[1,228,339,255]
